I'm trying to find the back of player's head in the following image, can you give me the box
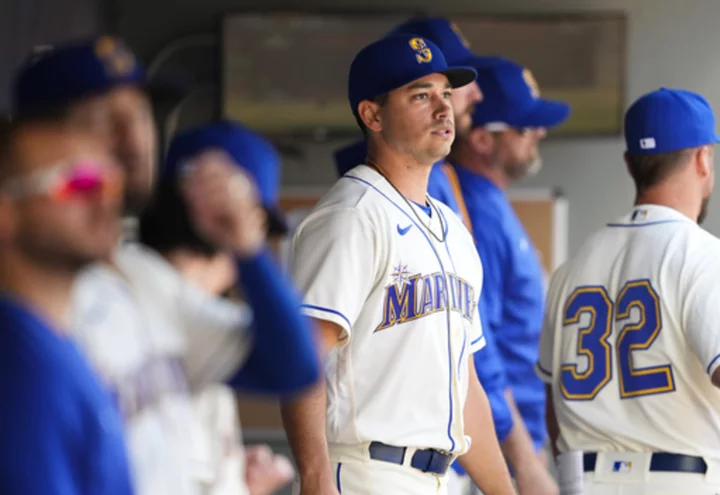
[624,88,720,194]
[12,35,146,119]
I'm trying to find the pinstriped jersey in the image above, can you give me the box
[290,165,485,454]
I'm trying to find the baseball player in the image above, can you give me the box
[11,37,320,495]
[333,17,483,226]
[283,34,516,495]
[537,87,720,494]
[0,120,133,493]
[448,57,570,494]
[450,55,570,464]
[332,22,519,495]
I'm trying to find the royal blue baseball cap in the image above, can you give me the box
[333,139,367,177]
[162,120,288,235]
[470,57,570,129]
[348,34,477,118]
[624,88,720,155]
[12,36,146,116]
[387,17,475,66]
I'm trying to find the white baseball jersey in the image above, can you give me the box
[537,204,720,461]
[71,243,252,495]
[290,165,486,454]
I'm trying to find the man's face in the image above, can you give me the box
[451,81,482,139]
[66,86,157,214]
[0,127,123,271]
[492,127,547,180]
[376,73,455,164]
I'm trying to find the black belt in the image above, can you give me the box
[368,441,453,475]
[583,452,707,474]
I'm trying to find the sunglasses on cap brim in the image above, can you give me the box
[0,158,124,203]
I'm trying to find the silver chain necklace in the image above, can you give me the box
[367,161,447,243]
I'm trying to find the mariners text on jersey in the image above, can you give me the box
[377,265,477,332]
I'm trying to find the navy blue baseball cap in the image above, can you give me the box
[624,88,720,155]
[348,34,477,118]
[333,139,367,177]
[162,120,288,235]
[387,17,475,66]
[12,36,146,116]
[471,57,570,129]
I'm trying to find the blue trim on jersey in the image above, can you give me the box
[706,353,720,375]
[336,463,342,493]
[471,335,485,346]
[301,304,352,330]
[437,206,469,425]
[606,220,684,228]
[345,174,457,452]
[536,362,552,378]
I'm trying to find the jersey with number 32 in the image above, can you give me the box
[536,205,720,461]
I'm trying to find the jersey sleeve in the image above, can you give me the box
[178,278,254,387]
[535,269,563,383]
[290,207,378,344]
[681,243,720,377]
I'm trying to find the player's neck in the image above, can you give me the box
[635,187,701,223]
[451,146,511,190]
[366,149,432,204]
[0,253,76,332]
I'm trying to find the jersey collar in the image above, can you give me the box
[608,204,696,227]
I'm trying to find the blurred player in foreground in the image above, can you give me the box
[139,120,302,494]
[537,87,720,494]
[0,120,133,493]
[284,34,516,495]
[12,36,320,495]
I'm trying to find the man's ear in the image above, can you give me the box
[696,145,713,179]
[468,127,494,155]
[357,100,383,133]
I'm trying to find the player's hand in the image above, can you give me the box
[245,444,295,495]
[181,152,267,258]
[515,461,559,495]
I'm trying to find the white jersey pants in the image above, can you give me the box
[293,443,451,495]
[561,452,720,495]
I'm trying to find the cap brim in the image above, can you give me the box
[512,99,571,128]
[266,205,289,237]
[440,67,477,89]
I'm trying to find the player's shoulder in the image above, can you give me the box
[295,165,390,234]
[0,302,83,396]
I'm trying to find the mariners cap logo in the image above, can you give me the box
[450,21,471,49]
[523,69,541,98]
[409,37,433,64]
[94,36,137,77]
